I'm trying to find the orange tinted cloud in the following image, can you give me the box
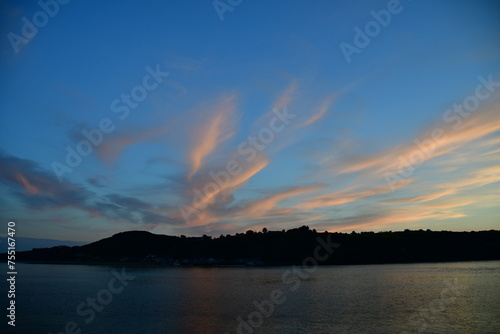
[183,155,270,226]
[383,188,457,204]
[274,79,297,111]
[433,165,500,190]
[253,80,298,131]
[298,178,412,210]
[300,94,337,127]
[188,95,237,180]
[233,183,325,219]
[14,172,39,194]
[338,102,500,176]
[425,200,473,209]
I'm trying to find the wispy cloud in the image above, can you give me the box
[187,94,237,180]
[0,151,166,226]
[299,93,338,128]
[253,79,298,131]
[97,125,170,166]
[274,79,297,111]
[337,101,500,176]
[183,155,270,226]
[383,188,457,204]
[230,183,325,220]
[13,171,40,195]
[432,165,500,191]
[298,178,412,210]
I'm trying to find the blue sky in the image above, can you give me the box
[0,0,499,243]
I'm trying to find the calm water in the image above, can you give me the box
[3,261,500,334]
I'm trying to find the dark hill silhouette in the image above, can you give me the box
[5,227,500,266]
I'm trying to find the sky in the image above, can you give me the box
[0,0,499,244]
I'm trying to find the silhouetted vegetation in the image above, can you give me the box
[5,227,500,266]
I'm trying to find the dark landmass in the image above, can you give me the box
[4,227,500,266]
[0,236,86,252]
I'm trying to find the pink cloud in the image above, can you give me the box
[337,101,500,176]
[187,94,237,180]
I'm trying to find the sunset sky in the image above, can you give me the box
[1,0,499,244]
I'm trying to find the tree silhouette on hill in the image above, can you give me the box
[6,227,500,266]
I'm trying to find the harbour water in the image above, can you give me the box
[4,261,500,334]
